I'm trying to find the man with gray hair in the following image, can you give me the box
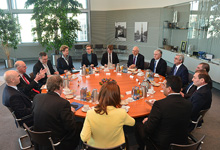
[15,60,44,100]
[127,46,145,69]
[149,49,167,76]
[33,75,82,150]
[2,70,33,127]
[169,54,189,87]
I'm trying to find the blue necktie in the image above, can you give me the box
[174,67,177,75]
[153,60,157,73]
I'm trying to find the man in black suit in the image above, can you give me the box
[181,62,212,99]
[101,45,119,67]
[82,45,98,67]
[2,70,33,127]
[15,61,44,100]
[189,70,212,130]
[33,75,82,150]
[149,49,167,76]
[57,45,75,74]
[33,52,59,87]
[135,76,192,150]
[170,54,189,87]
[127,46,145,69]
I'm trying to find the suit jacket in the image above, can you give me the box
[101,52,119,66]
[190,84,212,122]
[170,64,189,87]
[2,85,33,126]
[33,60,55,87]
[33,92,78,150]
[144,94,192,150]
[17,73,40,100]
[149,58,167,76]
[127,54,145,70]
[57,56,74,74]
[81,53,98,67]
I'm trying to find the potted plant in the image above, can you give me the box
[0,9,21,68]
[25,0,82,66]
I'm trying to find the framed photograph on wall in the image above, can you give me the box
[180,41,187,52]
[115,22,127,41]
[134,22,148,42]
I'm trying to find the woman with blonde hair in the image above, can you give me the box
[80,81,135,149]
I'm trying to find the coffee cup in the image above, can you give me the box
[83,105,89,110]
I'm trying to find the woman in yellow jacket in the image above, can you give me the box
[80,81,135,148]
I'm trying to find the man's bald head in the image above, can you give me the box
[132,46,139,56]
[14,61,27,74]
[4,70,20,86]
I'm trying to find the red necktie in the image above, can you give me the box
[23,75,40,94]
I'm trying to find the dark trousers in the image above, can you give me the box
[135,122,158,150]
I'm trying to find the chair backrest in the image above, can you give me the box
[170,135,205,150]
[118,45,127,50]
[6,107,23,128]
[144,62,150,69]
[29,72,35,80]
[23,123,60,150]
[166,66,172,75]
[95,44,103,49]
[82,142,126,150]
[75,45,84,50]
[188,73,193,83]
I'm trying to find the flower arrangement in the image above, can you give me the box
[99,78,116,85]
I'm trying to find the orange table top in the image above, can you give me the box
[43,69,166,118]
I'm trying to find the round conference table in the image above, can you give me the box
[43,69,165,118]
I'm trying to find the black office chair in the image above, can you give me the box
[82,142,126,150]
[23,123,61,150]
[144,62,150,69]
[170,135,205,150]
[6,107,33,150]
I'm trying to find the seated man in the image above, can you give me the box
[127,46,144,69]
[82,45,98,67]
[169,54,189,87]
[2,70,33,127]
[135,76,192,150]
[149,49,167,76]
[33,75,82,150]
[181,62,212,99]
[33,52,59,87]
[189,70,212,130]
[15,60,44,100]
[101,45,119,67]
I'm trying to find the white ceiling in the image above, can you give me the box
[90,0,192,11]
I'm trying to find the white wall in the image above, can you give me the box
[90,0,192,11]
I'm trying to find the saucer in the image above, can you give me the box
[66,95,74,99]
[121,106,130,112]
[82,107,91,112]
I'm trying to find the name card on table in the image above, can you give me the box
[95,74,99,76]
[126,91,132,95]
[130,75,134,79]
[86,75,90,78]
[106,73,111,76]
[117,73,122,76]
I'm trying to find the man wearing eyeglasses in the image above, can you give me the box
[82,45,98,67]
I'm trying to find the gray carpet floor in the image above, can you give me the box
[0,60,220,150]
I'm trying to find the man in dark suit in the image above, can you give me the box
[33,75,82,150]
[149,49,167,76]
[135,76,192,150]
[181,62,212,99]
[127,46,145,69]
[33,52,59,87]
[82,45,98,67]
[15,61,44,100]
[2,70,33,127]
[169,54,189,87]
[189,70,212,130]
[57,45,75,74]
[101,45,119,67]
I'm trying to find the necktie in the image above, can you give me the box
[43,64,51,75]
[109,54,112,63]
[133,56,136,64]
[174,67,177,75]
[153,60,157,73]
[23,75,40,94]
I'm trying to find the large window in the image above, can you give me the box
[3,0,90,44]
[0,0,8,9]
